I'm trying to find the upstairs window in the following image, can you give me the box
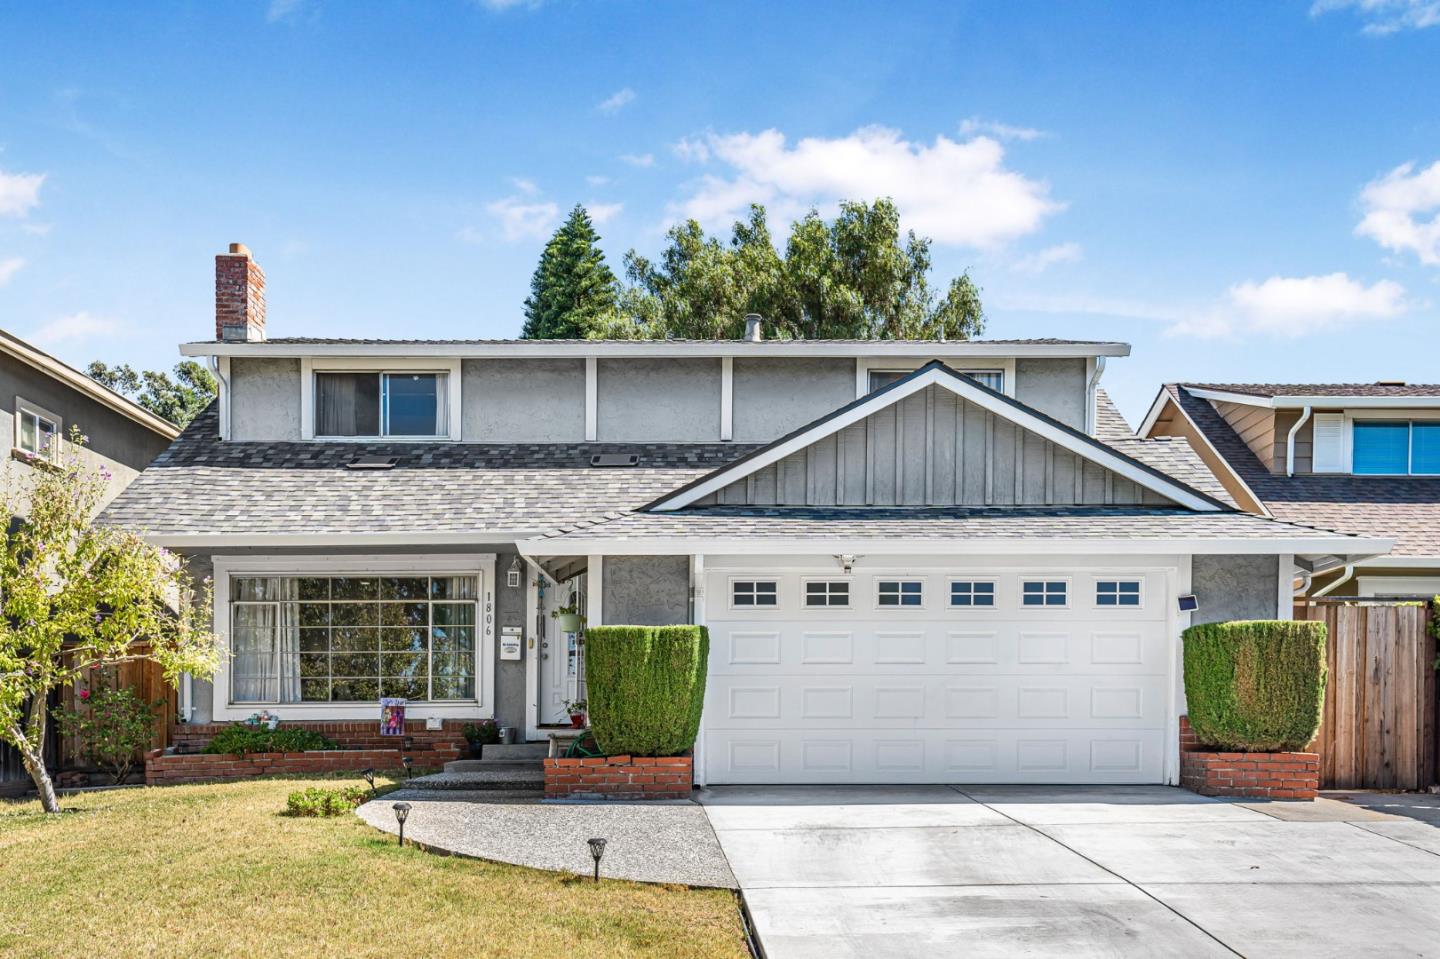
[868,369,1004,393]
[14,398,60,461]
[1353,420,1440,475]
[315,372,447,438]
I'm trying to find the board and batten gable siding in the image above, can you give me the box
[697,384,1179,508]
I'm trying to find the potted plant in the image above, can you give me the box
[563,699,587,728]
[462,719,500,758]
[552,603,585,633]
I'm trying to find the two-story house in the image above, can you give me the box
[0,328,180,795]
[1141,384,1440,598]
[101,245,1385,787]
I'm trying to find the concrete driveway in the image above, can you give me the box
[697,784,1440,959]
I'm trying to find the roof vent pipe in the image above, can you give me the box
[743,314,764,342]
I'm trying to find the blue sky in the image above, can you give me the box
[1,0,1438,421]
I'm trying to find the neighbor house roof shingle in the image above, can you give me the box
[1187,383,1440,399]
[1166,385,1440,557]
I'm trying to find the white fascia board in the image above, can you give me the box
[1137,391,1270,518]
[1183,387,1440,411]
[141,530,540,548]
[180,340,1133,360]
[651,365,1222,512]
[1356,555,1440,569]
[518,535,1394,558]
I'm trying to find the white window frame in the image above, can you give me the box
[801,578,852,609]
[1345,411,1440,476]
[1020,577,1070,609]
[211,553,495,721]
[948,578,998,609]
[856,358,1015,399]
[300,357,463,442]
[874,577,926,610]
[14,396,62,462]
[729,577,780,610]
[1092,576,1144,610]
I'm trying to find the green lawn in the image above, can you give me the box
[0,776,748,959]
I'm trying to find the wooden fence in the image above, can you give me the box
[55,655,175,770]
[1296,600,1436,790]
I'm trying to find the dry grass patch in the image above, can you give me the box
[0,776,747,959]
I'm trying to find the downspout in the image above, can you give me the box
[1286,405,1312,477]
[207,354,230,441]
[1086,356,1106,434]
[1313,564,1355,597]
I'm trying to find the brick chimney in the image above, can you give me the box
[215,243,266,342]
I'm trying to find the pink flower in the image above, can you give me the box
[79,689,91,701]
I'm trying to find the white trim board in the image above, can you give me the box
[1182,386,1440,411]
[649,363,1226,513]
[1136,389,1270,516]
[185,340,1134,360]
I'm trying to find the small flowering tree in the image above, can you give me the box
[0,432,219,812]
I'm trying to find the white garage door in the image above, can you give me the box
[702,563,1175,785]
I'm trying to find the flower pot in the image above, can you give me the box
[557,612,583,632]
[468,741,484,759]
[568,713,586,728]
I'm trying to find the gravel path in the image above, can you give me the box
[356,790,737,888]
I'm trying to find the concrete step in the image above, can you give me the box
[408,768,545,791]
[442,758,543,775]
[476,743,549,761]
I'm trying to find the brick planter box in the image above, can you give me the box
[544,755,693,800]
[1178,717,1319,800]
[170,720,466,757]
[145,747,453,786]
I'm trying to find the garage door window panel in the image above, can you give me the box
[1022,580,1068,608]
[950,580,997,609]
[804,580,851,608]
[731,580,779,608]
[877,579,924,609]
[1095,579,1142,608]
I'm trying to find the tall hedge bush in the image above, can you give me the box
[585,625,709,757]
[1183,620,1327,752]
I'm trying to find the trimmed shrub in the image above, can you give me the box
[203,725,340,756]
[284,785,368,817]
[585,625,709,757]
[1183,620,1327,752]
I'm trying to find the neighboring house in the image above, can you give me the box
[0,329,181,795]
[100,245,1385,787]
[1141,383,1440,598]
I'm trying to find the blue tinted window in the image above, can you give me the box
[1352,421,1409,474]
[950,581,995,607]
[385,374,440,436]
[1412,423,1440,475]
[1097,581,1141,607]
[1022,581,1066,606]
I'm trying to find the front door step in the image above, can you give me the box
[476,743,549,761]
[407,758,545,791]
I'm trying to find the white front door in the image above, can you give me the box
[538,573,586,725]
[703,560,1175,785]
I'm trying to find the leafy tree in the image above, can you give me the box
[521,205,622,339]
[611,199,985,340]
[87,360,217,428]
[0,436,219,812]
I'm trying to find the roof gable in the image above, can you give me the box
[649,363,1227,512]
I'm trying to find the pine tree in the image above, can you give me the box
[521,205,621,339]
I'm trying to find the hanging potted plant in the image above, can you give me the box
[552,602,585,633]
[563,699,587,728]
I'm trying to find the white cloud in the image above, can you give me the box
[22,222,53,236]
[0,170,45,217]
[0,257,24,286]
[597,88,636,114]
[266,0,306,22]
[672,136,711,163]
[670,126,1061,248]
[0,257,25,287]
[1310,0,1440,33]
[958,117,1048,142]
[509,176,540,196]
[29,311,124,345]
[485,196,560,242]
[586,202,623,225]
[1010,242,1082,273]
[475,0,543,10]
[1170,273,1407,338]
[1356,159,1440,265]
[585,174,611,187]
[620,153,655,168]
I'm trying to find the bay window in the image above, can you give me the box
[315,371,448,437]
[230,574,477,704]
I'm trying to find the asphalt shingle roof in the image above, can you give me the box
[1092,388,1134,441]
[534,505,1371,545]
[99,404,760,537]
[1167,385,1440,557]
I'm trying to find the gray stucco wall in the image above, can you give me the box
[597,358,721,442]
[1191,554,1281,624]
[493,550,528,733]
[463,358,586,443]
[0,352,172,511]
[732,357,856,443]
[229,357,302,442]
[602,556,692,626]
[1015,358,1088,431]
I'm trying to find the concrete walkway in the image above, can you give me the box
[696,784,1440,959]
[356,789,737,888]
